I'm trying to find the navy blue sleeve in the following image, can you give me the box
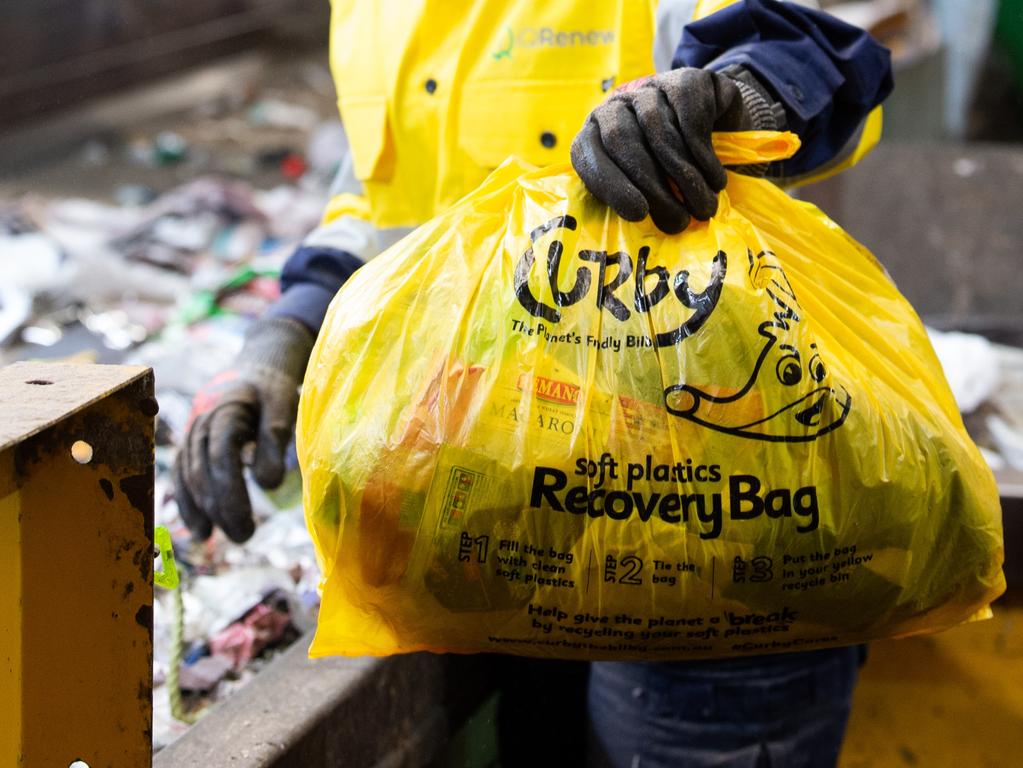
[673,0,893,177]
[264,246,363,333]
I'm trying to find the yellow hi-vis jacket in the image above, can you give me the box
[321,0,880,233]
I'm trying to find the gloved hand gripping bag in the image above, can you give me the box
[297,132,1005,660]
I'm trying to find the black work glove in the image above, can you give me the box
[173,316,315,543]
[571,66,782,234]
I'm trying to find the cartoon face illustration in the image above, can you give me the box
[664,250,851,442]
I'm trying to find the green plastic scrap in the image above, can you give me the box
[154,525,179,590]
[174,265,281,326]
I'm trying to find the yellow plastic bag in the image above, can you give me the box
[297,132,1005,660]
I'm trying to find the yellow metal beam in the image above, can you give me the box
[1,362,155,767]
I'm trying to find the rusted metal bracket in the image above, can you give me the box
[1,362,156,768]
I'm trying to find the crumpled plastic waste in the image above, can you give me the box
[208,602,294,672]
[0,225,72,346]
[248,99,319,131]
[178,653,234,693]
[1,171,326,369]
[954,341,1023,472]
[127,316,247,401]
[1,63,338,753]
[306,120,348,178]
[182,567,298,639]
[0,288,31,347]
[988,414,1023,471]
[926,328,1001,414]
[0,230,67,293]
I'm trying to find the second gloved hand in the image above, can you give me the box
[173,317,314,543]
[570,67,780,234]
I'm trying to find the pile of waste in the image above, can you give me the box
[0,66,346,746]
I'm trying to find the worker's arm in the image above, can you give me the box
[264,220,373,332]
[173,315,314,542]
[675,0,893,180]
[572,0,892,230]
[173,157,398,542]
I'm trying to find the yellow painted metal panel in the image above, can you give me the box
[0,450,23,764]
[0,363,155,768]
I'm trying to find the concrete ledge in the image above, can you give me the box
[154,635,496,768]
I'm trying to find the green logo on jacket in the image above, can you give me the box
[493,25,616,60]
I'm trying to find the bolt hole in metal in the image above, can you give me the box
[71,440,94,464]
[25,379,53,385]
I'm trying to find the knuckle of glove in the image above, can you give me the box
[572,120,646,221]
[654,68,709,104]
[253,369,300,419]
[189,371,256,419]
[593,97,635,143]
[569,125,599,181]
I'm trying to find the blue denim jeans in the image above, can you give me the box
[586,647,864,768]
